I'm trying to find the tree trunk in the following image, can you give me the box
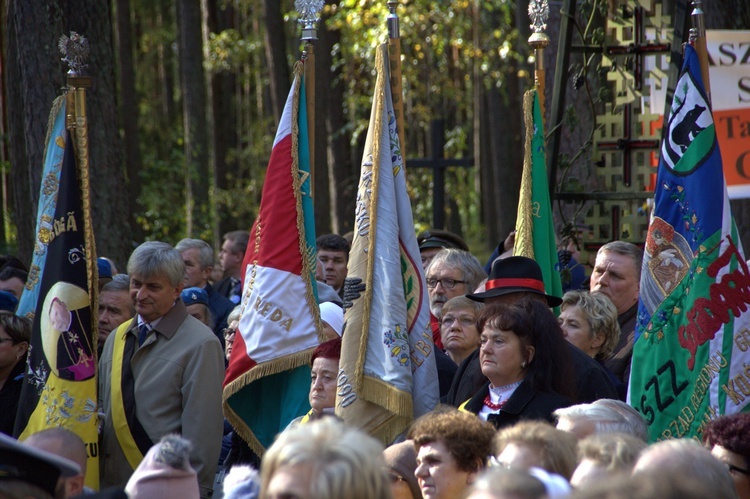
[319,9,355,234]
[159,2,177,135]
[114,0,144,244]
[312,7,337,235]
[262,0,290,125]
[63,0,131,266]
[203,0,238,241]
[6,0,130,266]
[0,4,12,250]
[176,0,210,237]
[7,0,65,262]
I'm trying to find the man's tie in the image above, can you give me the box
[138,323,151,346]
[230,278,241,304]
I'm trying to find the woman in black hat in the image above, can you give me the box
[460,298,575,429]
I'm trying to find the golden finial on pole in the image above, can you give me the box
[387,0,406,157]
[690,0,711,106]
[296,0,323,196]
[528,0,550,119]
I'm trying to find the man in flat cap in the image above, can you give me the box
[417,229,469,270]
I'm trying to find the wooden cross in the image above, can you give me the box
[596,103,660,187]
[406,119,474,229]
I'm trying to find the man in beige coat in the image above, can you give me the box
[99,241,224,498]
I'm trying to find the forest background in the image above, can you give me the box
[1,0,748,269]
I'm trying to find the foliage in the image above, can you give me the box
[128,0,520,247]
[327,0,517,241]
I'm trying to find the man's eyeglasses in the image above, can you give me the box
[223,328,237,341]
[0,337,14,344]
[441,315,476,327]
[726,462,750,476]
[425,278,466,290]
[387,471,407,483]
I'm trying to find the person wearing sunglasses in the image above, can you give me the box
[0,311,31,435]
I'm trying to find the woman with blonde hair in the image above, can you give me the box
[494,421,578,480]
[558,290,626,399]
[261,418,390,499]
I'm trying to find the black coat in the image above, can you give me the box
[0,358,25,436]
[444,342,618,407]
[606,303,637,384]
[460,379,572,429]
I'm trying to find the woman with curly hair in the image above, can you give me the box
[408,408,496,499]
[704,413,750,499]
[558,291,625,400]
[460,298,575,430]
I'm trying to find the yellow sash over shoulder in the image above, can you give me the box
[110,319,152,469]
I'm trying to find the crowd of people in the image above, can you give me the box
[0,229,749,499]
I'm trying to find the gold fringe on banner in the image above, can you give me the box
[222,62,320,456]
[70,87,99,355]
[223,348,314,456]
[42,96,66,167]
[353,49,388,388]
[513,90,536,259]
[290,61,322,336]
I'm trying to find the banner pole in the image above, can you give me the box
[528,0,550,122]
[387,0,406,157]
[690,0,711,107]
[297,0,323,198]
[61,33,98,341]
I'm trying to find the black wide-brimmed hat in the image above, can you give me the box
[467,256,562,307]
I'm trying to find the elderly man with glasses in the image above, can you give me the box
[425,249,486,350]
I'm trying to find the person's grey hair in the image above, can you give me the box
[426,248,486,291]
[577,433,647,472]
[597,241,643,281]
[494,421,578,480]
[633,439,737,499]
[102,273,131,293]
[441,296,484,316]
[561,291,621,359]
[227,305,241,325]
[152,434,193,471]
[260,418,389,499]
[127,241,185,287]
[554,399,649,441]
[175,238,215,269]
[468,467,547,499]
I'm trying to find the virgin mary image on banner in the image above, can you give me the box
[43,282,94,382]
